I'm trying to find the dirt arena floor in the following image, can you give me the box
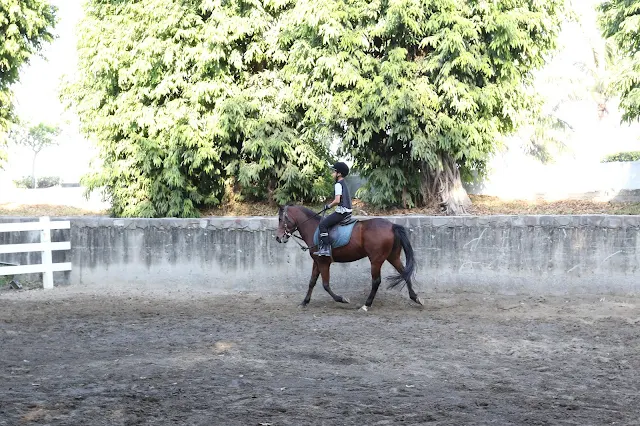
[1,287,639,425]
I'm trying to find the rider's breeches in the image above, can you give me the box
[318,212,349,244]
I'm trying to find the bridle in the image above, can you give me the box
[280,205,326,251]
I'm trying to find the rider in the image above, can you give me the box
[314,162,353,257]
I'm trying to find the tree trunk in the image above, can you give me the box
[267,179,276,206]
[597,102,608,120]
[31,153,37,189]
[420,154,472,215]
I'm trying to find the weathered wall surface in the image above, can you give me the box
[1,215,639,295]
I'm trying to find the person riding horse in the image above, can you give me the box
[314,162,353,257]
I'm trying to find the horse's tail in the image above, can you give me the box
[387,224,417,289]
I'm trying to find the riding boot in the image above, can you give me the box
[314,233,332,257]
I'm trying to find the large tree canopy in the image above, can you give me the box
[66,0,331,217]
[0,0,57,166]
[67,0,565,217]
[281,0,565,213]
[598,0,640,122]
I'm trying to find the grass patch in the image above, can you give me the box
[0,276,10,288]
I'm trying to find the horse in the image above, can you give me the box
[275,204,424,311]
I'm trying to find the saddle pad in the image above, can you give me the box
[313,221,358,249]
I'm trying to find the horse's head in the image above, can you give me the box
[275,205,297,243]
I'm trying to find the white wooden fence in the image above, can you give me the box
[0,217,72,289]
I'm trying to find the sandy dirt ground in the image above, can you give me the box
[1,286,639,425]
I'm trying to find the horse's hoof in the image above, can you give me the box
[360,305,368,312]
[413,297,424,306]
[299,302,309,308]
[339,297,350,304]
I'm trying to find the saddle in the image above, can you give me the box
[313,216,358,249]
[337,215,358,226]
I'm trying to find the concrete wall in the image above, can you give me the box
[1,215,639,296]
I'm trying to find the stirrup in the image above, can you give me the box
[314,244,332,257]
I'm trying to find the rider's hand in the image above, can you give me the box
[324,204,331,211]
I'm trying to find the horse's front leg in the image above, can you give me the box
[300,260,320,307]
[318,260,350,304]
[361,258,383,312]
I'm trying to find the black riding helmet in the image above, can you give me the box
[331,161,350,177]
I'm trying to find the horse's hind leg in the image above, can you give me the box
[361,258,384,311]
[387,253,423,306]
[300,261,320,307]
[318,261,350,304]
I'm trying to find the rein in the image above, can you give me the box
[282,206,326,251]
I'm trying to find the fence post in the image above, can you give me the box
[40,216,54,290]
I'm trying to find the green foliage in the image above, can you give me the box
[65,0,331,218]
[577,40,624,114]
[520,99,574,164]
[598,0,640,122]
[66,0,566,215]
[602,151,640,162]
[281,0,566,210]
[14,175,60,188]
[0,0,57,131]
[9,121,60,152]
[227,70,334,206]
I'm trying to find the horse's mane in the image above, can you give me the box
[286,204,320,221]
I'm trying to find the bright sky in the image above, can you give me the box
[1,0,639,188]
[3,0,93,184]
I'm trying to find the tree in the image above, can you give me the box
[64,0,331,218]
[519,101,574,164]
[571,37,627,121]
[0,0,57,166]
[8,121,61,188]
[598,0,640,122]
[516,4,629,165]
[281,0,565,214]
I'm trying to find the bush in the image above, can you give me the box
[602,151,640,162]
[13,177,33,189]
[37,176,61,188]
[13,176,61,189]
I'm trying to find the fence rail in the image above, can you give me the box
[0,217,71,289]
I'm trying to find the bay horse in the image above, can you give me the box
[275,204,424,311]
